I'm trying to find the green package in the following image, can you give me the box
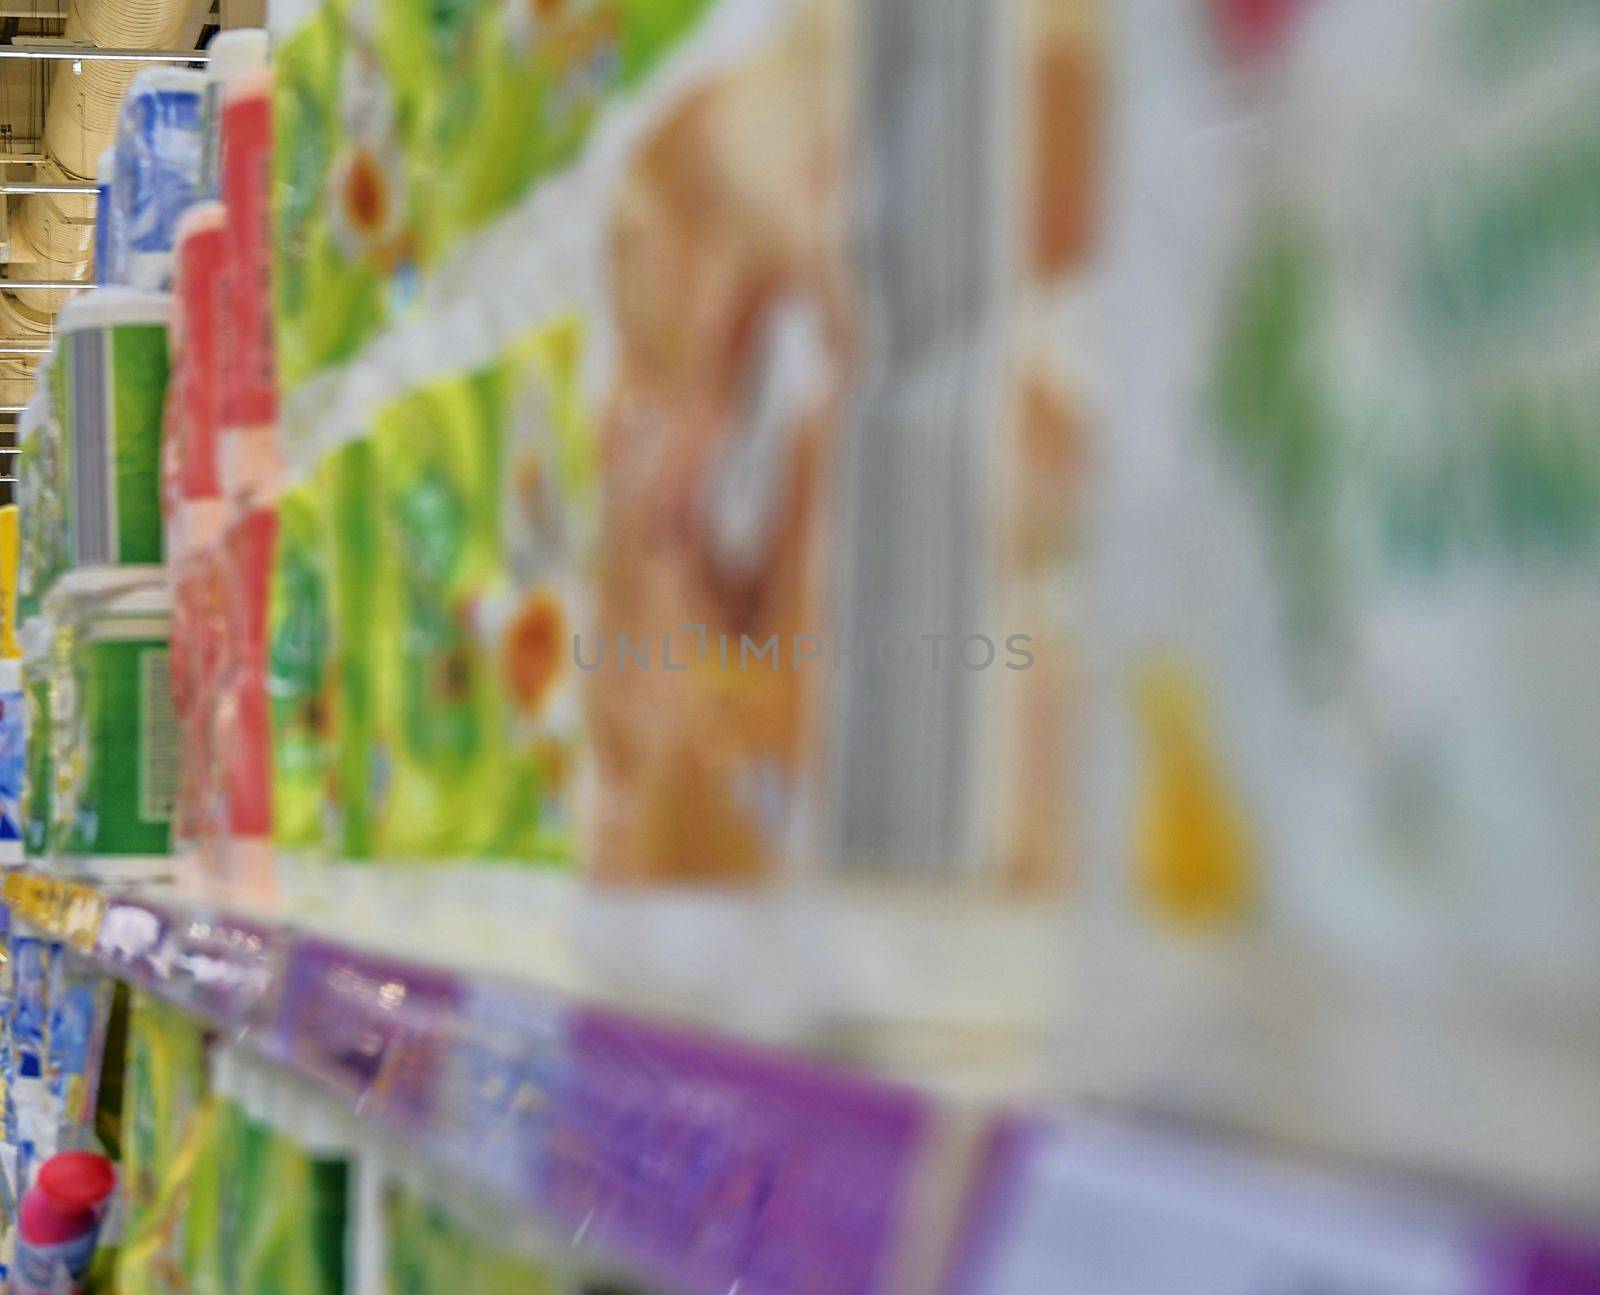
[268,479,335,851]
[325,439,379,859]
[488,323,597,861]
[232,1120,348,1295]
[17,391,65,622]
[272,0,718,394]
[380,0,717,262]
[50,607,176,860]
[22,648,51,861]
[183,1096,237,1295]
[368,372,502,858]
[119,992,207,1295]
[363,329,594,864]
[273,0,388,392]
[51,291,171,573]
[385,1182,558,1295]
[213,1099,273,1295]
[269,443,383,860]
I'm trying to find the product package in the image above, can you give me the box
[113,68,206,292]
[199,29,270,204]
[218,64,278,507]
[271,0,716,390]
[363,342,590,864]
[260,0,1081,902]
[95,145,124,288]
[323,438,378,859]
[117,991,208,1295]
[232,1113,349,1295]
[0,659,23,860]
[985,0,1097,891]
[266,325,596,870]
[11,1150,117,1295]
[47,592,177,868]
[51,290,172,585]
[17,388,64,625]
[1072,0,1600,1195]
[367,375,503,860]
[43,958,112,1154]
[180,1092,238,1295]
[169,544,228,881]
[385,1179,560,1295]
[584,0,849,882]
[0,906,16,1285]
[184,1049,351,1295]
[266,475,333,855]
[167,203,229,565]
[216,507,279,899]
[21,632,51,863]
[0,503,19,664]
[5,925,56,1195]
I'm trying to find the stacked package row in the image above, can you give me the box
[15,53,214,882]
[2,45,270,1267]
[236,0,1089,893]
[163,35,280,902]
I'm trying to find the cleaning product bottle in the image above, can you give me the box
[11,1150,116,1294]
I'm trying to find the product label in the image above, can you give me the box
[967,1124,1481,1295]
[58,635,175,857]
[66,329,113,567]
[62,326,169,570]
[111,329,171,567]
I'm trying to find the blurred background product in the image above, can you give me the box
[0,0,1591,1292]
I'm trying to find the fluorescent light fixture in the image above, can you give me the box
[0,404,26,412]
[0,279,89,291]
[0,44,207,63]
[0,181,97,195]
[0,346,48,355]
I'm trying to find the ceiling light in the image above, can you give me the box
[0,45,207,64]
[0,182,98,195]
[0,279,89,291]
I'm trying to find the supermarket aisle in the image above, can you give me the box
[0,0,1596,1291]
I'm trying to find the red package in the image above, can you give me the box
[173,205,226,502]
[171,547,228,873]
[219,69,275,434]
[219,505,279,901]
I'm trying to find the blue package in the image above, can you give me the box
[113,67,205,288]
[93,145,121,286]
[0,668,23,846]
[10,934,51,1059]
[46,953,110,1139]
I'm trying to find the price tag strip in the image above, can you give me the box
[952,1118,1600,1295]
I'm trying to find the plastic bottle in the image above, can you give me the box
[11,1151,116,1295]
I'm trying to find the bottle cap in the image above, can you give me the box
[37,1151,116,1212]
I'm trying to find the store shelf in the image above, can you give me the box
[7,869,1598,1295]
[7,870,977,1294]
